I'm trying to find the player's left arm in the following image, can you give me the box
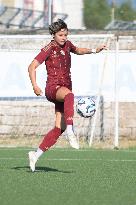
[75,45,107,55]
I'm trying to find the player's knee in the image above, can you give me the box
[64,92,74,99]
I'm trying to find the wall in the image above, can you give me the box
[53,0,84,29]
[0,99,135,147]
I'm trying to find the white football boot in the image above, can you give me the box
[67,133,79,149]
[28,151,38,172]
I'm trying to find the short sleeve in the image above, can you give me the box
[34,44,52,64]
[67,40,77,53]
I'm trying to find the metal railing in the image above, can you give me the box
[0,6,68,29]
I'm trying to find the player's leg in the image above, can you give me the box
[56,86,79,149]
[28,111,65,172]
[56,86,74,127]
[38,111,65,151]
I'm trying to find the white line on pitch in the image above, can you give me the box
[1,148,136,153]
[0,157,136,162]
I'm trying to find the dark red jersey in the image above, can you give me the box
[34,40,77,89]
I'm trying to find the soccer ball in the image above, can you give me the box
[76,97,96,118]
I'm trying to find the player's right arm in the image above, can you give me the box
[28,43,52,96]
[28,59,43,96]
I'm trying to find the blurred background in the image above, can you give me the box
[0,0,136,31]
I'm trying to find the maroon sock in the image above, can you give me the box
[39,127,62,152]
[64,93,74,125]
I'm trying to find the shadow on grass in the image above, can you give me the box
[12,166,74,173]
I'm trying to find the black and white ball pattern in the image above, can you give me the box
[76,97,96,118]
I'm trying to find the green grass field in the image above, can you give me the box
[0,147,136,205]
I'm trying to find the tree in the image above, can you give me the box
[83,0,111,29]
[115,1,136,21]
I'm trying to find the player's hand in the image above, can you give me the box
[96,45,108,53]
[33,85,43,96]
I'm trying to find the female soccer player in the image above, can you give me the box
[28,19,107,172]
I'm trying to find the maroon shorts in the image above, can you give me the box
[45,85,64,113]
